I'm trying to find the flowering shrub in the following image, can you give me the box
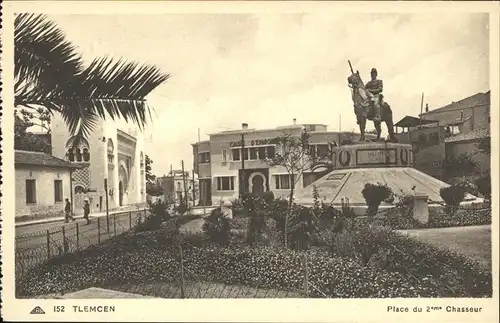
[428,208,491,228]
[375,207,491,230]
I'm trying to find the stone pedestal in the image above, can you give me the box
[293,141,482,208]
[412,194,429,224]
[331,142,413,169]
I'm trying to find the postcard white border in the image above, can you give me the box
[1,1,499,322]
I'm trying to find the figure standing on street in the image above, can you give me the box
[83,199,91,225]
[64,198,75,223]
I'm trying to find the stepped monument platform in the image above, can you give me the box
[294,142,482,214]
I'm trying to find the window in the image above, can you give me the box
[232,149,240,161]
[258,147,267,160]
[274,174,295,190]
[242,148,249,160]
[317,144,330,158]
[54,180,63,202]
[177,182,181,191]
[309,145,317,159]
[75,186,85,194]
[82,148,90,162]
[26,179,36,204]
[267,146,275,159]
[249,147,257,160]
[222,149,227,163]
[198,152,210,164]
[216,176,235,191]
[75,148,82,162]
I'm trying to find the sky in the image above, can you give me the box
[48,12,490,175]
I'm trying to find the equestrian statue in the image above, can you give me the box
[347,61,398,143]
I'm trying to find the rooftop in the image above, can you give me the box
[15,150,82,169]
[421,91,490,115]
[445,127,490,143]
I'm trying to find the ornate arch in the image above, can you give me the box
[119,164,129,192]
[65,136,90,162]
[248,172,267,193]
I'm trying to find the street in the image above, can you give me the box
[15,210,147,276]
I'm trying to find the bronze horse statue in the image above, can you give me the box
[347,67,398,142]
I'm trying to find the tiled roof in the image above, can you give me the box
[445,127,490,143]
[15,150,82,169]
[422,91,490,115]
[440,116,471,126]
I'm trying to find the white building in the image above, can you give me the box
[15,150,81,218]
[50,113,147,213]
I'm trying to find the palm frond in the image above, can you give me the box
[14,14,170,141]
[15,13,83,99]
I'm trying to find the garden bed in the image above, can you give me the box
[17,227,492,298]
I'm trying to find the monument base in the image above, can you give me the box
[294,142,482,215]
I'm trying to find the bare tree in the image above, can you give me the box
[264,129,314,249]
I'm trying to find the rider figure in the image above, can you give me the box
[365,68,383,139]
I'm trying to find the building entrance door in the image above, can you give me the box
[249,172,266,196]
[119,181,124,206]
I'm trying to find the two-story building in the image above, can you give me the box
[160,170,199,205]
[192,120,366,206]
[393,91,491,181]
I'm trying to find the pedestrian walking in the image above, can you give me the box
[83,199,91,225]
[64,198,75,223]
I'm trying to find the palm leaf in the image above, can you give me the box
[14,13,83,103]
[14,14,170,144]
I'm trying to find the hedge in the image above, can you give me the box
[17,228,491,298]
[376,207,491,230]
[321,225,491,297]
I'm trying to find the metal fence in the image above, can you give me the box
[15,209,148,279]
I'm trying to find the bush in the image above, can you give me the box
[475,174,491,200]
[135,200,171,232]
[440,184,466,214]
[362,183,392,216]
[202,207,231,245]
[330,225,492,297]
[288,205,318,251]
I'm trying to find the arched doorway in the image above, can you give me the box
[118,165,128,207]
[119,181,124,206]
[248,172,267,196]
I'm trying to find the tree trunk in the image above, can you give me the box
[285,184,295,249]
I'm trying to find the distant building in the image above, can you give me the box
[15,150,81,218]
[192,121,369,206]
[159,170,199,205]
[393,91,490,182]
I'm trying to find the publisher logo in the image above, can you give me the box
[30,306,46,314]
